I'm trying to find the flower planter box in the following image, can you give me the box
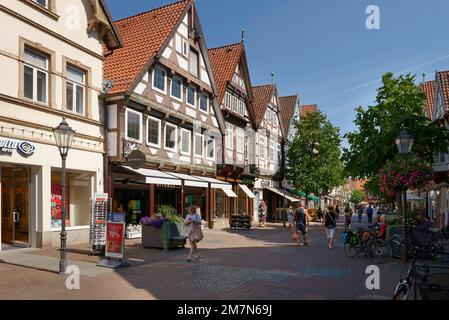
[142,222,187,250]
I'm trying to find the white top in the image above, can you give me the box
[185,213,201,233]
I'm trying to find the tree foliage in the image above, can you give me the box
[286,111,344,198]
[349,190,365,205]
[343,72,449,180]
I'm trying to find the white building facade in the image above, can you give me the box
[0,0,121,250]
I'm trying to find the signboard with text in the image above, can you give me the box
[105,222,125,259]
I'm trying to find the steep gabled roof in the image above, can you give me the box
[437,70,449,115]
[252,84,276,126]
[300,104,318,117]
[279,95,299,136]
[208,43,244,104]
[103,0,191,94]
[420,80,435,120]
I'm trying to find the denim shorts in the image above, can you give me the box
[296,223,307,235]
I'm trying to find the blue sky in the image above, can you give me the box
[105,0,449,145]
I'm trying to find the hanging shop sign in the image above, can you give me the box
[126,150,146,170]
[0,139,36,157]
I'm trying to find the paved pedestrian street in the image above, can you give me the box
[0,218,403,300]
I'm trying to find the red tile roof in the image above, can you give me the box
[437,71,449,115]
[103,0,191,94]
[252,84,276,126]
[300,104,318,117]
[420,80,435,120]
[208,43,244,105]
[279,95,298,136]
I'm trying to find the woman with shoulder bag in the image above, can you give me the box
[185,205,203,262]
[323,205,337,249]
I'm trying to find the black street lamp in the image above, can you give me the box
[395,129,414,264]
[53,118,76,274]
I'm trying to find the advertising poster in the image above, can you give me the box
[105,222,125,259]
[51,183,70,228]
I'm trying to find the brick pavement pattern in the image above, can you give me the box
[0,216,403,300]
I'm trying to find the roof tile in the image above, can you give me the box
[279,95,298,136]
[252,84,276,126]
[208,43,244,105]
[420,80,435,120]
[103,0,190,94]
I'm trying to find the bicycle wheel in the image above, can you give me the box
[344,243,360,257]
[370,240,392,264]
[390,235,403,259]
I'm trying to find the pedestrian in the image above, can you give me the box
[317,207,324,222]
[323,205,337,249]
[259,200,267,228]
[357,205,364,223]
[287,206,296,241]
[335,205,341,222]
[295,202,310,247]
[344,203,353,230]
[185,205,202,262]
[366,204,374,224]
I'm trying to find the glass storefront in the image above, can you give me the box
[1,166,30,247]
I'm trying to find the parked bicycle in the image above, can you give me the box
[343,224,392,264]
[390,222,449,262]
[393,246,449,300]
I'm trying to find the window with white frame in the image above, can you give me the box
[226,124,234,150]
[152,67,166,93]
[164,123,177,151]
[206,137,215,160]
[182,39,189,58]
[187,86,196,107]
[225,92,231,109]
[180,129,191,155]
[189,49,199,77]
[194,133,204,158]
[147,116,161,147]
[233,96,238,113]
[259,135,265,160]
[200,93,208,113]
[170,76,183,101]
[435,92,445,119]
[266,109,272,124]
[273,112,278,127]
[125,109,142,143]
[24,48,48,104]
[269,141,274,162]
[239,100,245,115]
[237,127,244,154]
[66,65,85,115]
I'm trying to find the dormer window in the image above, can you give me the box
[36,0,48,7]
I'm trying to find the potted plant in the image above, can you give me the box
[140,205,186,251]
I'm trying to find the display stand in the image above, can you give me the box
[89,194,111,256]
[97,213,130,270]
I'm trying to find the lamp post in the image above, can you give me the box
[53,118,75,274]
[395,129,414,264]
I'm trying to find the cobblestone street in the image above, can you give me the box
[0,217,404,300]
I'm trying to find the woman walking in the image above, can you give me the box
[323,205,337,249]
[287,206,296,241]
[185,205,202,262]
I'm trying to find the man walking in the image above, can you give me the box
[357,205,364,223]
[295,202,310,247]
[344,203,353,230]
[366,204,374,225]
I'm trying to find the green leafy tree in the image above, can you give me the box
[287,111,344,205]
[343,72,449,180]
[349,190,365,205]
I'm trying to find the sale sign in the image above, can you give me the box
[105,222,125,259]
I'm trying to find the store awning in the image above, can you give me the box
[239,184,256,199]
[122,166,182,186]
[265,187,301,202]
[167,172,209,188]
[221,187,238,198]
